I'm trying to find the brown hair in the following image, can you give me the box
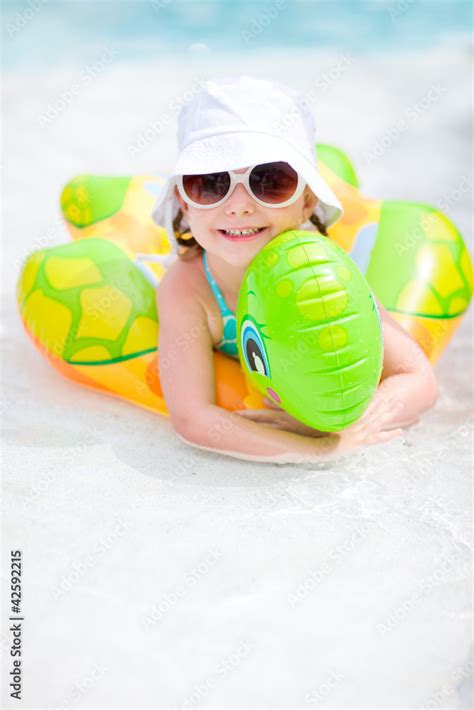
[172,208,329,261]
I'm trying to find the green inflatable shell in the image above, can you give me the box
[236,231,384,432]
[17,238,158,365]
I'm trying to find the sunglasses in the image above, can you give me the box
[176,161,306,209]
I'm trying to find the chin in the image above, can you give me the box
[222,253,251,268]
[210,230,274,267]
[225,245,263,267]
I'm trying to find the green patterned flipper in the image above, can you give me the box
[367,201,473,318]
[17,238,158,365]
[61,175,132,228]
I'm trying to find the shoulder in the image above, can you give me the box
[155,256,211,357]
[156,253,222,343]
[157,253,205,307]
[157,253,224,348]
[156,254,216,340]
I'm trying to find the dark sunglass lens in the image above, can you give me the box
[182,171,231,205]
[249,162,298,204]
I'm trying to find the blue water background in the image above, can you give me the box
[2,0,473,70]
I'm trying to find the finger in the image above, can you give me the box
[367,399,404,428]
[374,396,403,412]
[234,409,286,425]
[234,409,266,418]
[348,398,384,429]
[366,428,404,445]
[356,397,403,429]
[234,410,263,420]
[336,399,391,434]
[362,395,396,420]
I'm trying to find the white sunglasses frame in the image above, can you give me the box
[175,162,306,210]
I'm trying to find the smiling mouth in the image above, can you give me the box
[218,227,268,239]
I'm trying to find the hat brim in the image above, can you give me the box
[152,131,343,229]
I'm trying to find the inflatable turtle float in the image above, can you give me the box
[17,144,472,428]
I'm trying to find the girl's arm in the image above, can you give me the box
[156,273,402,464]
[373,301,439,428]
[246,302,439,435]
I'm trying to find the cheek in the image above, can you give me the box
[191,207,220,225]
[271,206,301,230]
[187,210,213,233]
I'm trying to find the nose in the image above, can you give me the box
[224,183,256,215]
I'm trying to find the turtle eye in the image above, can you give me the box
[240,318,270,378]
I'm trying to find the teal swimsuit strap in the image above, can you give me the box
[202,251,234,316]
[202,251,239,359]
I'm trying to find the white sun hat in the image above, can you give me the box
[150,74,343,266]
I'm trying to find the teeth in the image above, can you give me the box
[224,228,262,236]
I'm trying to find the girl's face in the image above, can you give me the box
[175,167,318,268]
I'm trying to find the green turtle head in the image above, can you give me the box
[236,230,384,432]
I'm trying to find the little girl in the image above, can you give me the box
[152,75,439,464]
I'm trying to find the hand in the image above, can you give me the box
[333,395,404,458]
[234,397,327,438]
